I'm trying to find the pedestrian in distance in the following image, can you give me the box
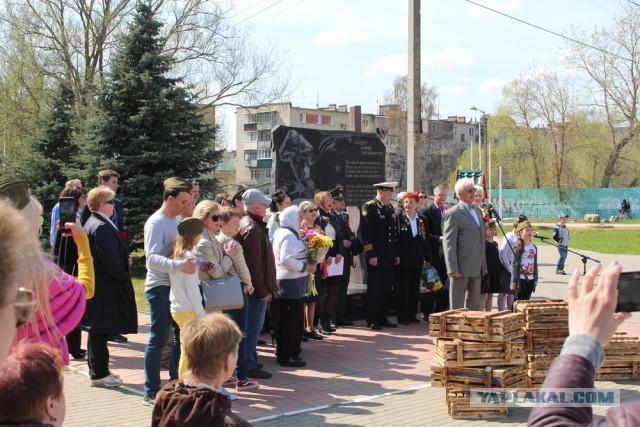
[553,214,570,275]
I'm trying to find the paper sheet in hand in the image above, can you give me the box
[326,257,344,277]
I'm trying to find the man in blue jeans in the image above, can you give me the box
[235,189,277,382]
[142,177,196,406]
[553,214,570,275]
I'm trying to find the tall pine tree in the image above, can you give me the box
[20,82,79,237]
[83,1,220,246]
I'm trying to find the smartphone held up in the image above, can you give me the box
[615,271,640,312]
[58,197,77,232]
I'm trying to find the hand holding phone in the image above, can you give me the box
[616,271,640,312]
[58,197,77,232]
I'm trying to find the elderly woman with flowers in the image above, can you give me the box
[272,206,318,367]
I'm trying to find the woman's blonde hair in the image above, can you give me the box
[0,199,25,304]
[193,200,220,223]
[183,313,242,381]
[298,201,316,218]
[87,186,115,212]
[219,206,243,223]
[314,191,331,208]
[19,196,56,339]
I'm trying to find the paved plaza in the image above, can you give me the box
[62,235,640,426]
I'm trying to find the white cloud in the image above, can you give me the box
[477,77,510,96]
[362,54,407,79]
[424,47,476,69]
[440,86,470,96]
[313,29,369,47]
[456,76,473,84]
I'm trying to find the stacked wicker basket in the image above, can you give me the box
[429,308,526,419]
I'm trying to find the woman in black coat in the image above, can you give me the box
[395,192,431,325]
[82,186,137,387]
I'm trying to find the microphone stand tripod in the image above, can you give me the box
[533,234,600,275]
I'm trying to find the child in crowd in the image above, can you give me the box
[170,217,207,379]
[511,221,538,301]
[152,313,252,427]
[498,215,527,310]
[553,214,570,275]
[480,220,501,311]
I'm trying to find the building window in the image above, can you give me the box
[264,169,272,179]
[299,113,306,123]
[257,149,271,159]
[388,136,397,145]
[251,170,259,180]
[470,127,474,136]
[245,131,257,142]
[460,133,465,142]
[257,111,274,124]
[322,115,333,125]
[244,150,257,161]
[391,168,402,181]
[258,130,271,142]
[244,114,257,124]
[363,118,369,126]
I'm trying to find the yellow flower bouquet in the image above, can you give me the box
[299,228,333,295]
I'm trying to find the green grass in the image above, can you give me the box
[499,225,640,255]
[131,250,149,314]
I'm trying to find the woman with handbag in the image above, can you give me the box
[273,206,316,367]
[193,201,257,393]
[395,192,431,325]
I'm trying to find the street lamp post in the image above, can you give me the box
[470,106,490,199]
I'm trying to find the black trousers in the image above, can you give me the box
[516,279,535,301]
[335,257,352,322]
[421,289,450,317]
[366,258,394,324]
[394,266,421,322]
[276,298,304,363]
[66,327,82,354]
[88,333,110,379]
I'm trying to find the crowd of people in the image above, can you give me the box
[1,173,638,426]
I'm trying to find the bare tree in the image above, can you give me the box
[567,4,640,187]
[380,75,438,188]
[0,0,289,112]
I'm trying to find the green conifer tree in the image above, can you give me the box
[19,82,79,238]
[83,1,220,246]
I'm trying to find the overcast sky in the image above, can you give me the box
[220,0,619,149]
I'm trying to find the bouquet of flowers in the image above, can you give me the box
[299,228,333,296]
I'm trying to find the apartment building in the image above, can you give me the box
[235,103,355,186]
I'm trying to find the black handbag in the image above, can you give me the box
[350,236,365,256]
[201,269,244,311]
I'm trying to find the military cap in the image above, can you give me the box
[373,181,398,191]
[163,177,192,192]
[517,214,528,223]
[177,217,204,236]
[516,220,533,233]
[0,179,30,210]
[330,185,345,199]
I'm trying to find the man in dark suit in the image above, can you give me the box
[331,185,354,326]
[443,178,487,310]
[419,185,450,319]
[360,182,399,330]
[81,169,127,343]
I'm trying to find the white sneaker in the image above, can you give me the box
[91,374,123,388]
[221,386,238,401]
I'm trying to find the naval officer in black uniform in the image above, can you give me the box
[360,182,400,330]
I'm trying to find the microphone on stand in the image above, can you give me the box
[487,204,502,222]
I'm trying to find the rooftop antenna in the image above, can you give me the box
[316,91,319,109]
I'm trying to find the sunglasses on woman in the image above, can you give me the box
[209,214,221,222]
[305,208,317,213]
[4,287,36,328]
[103,199,115,205]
